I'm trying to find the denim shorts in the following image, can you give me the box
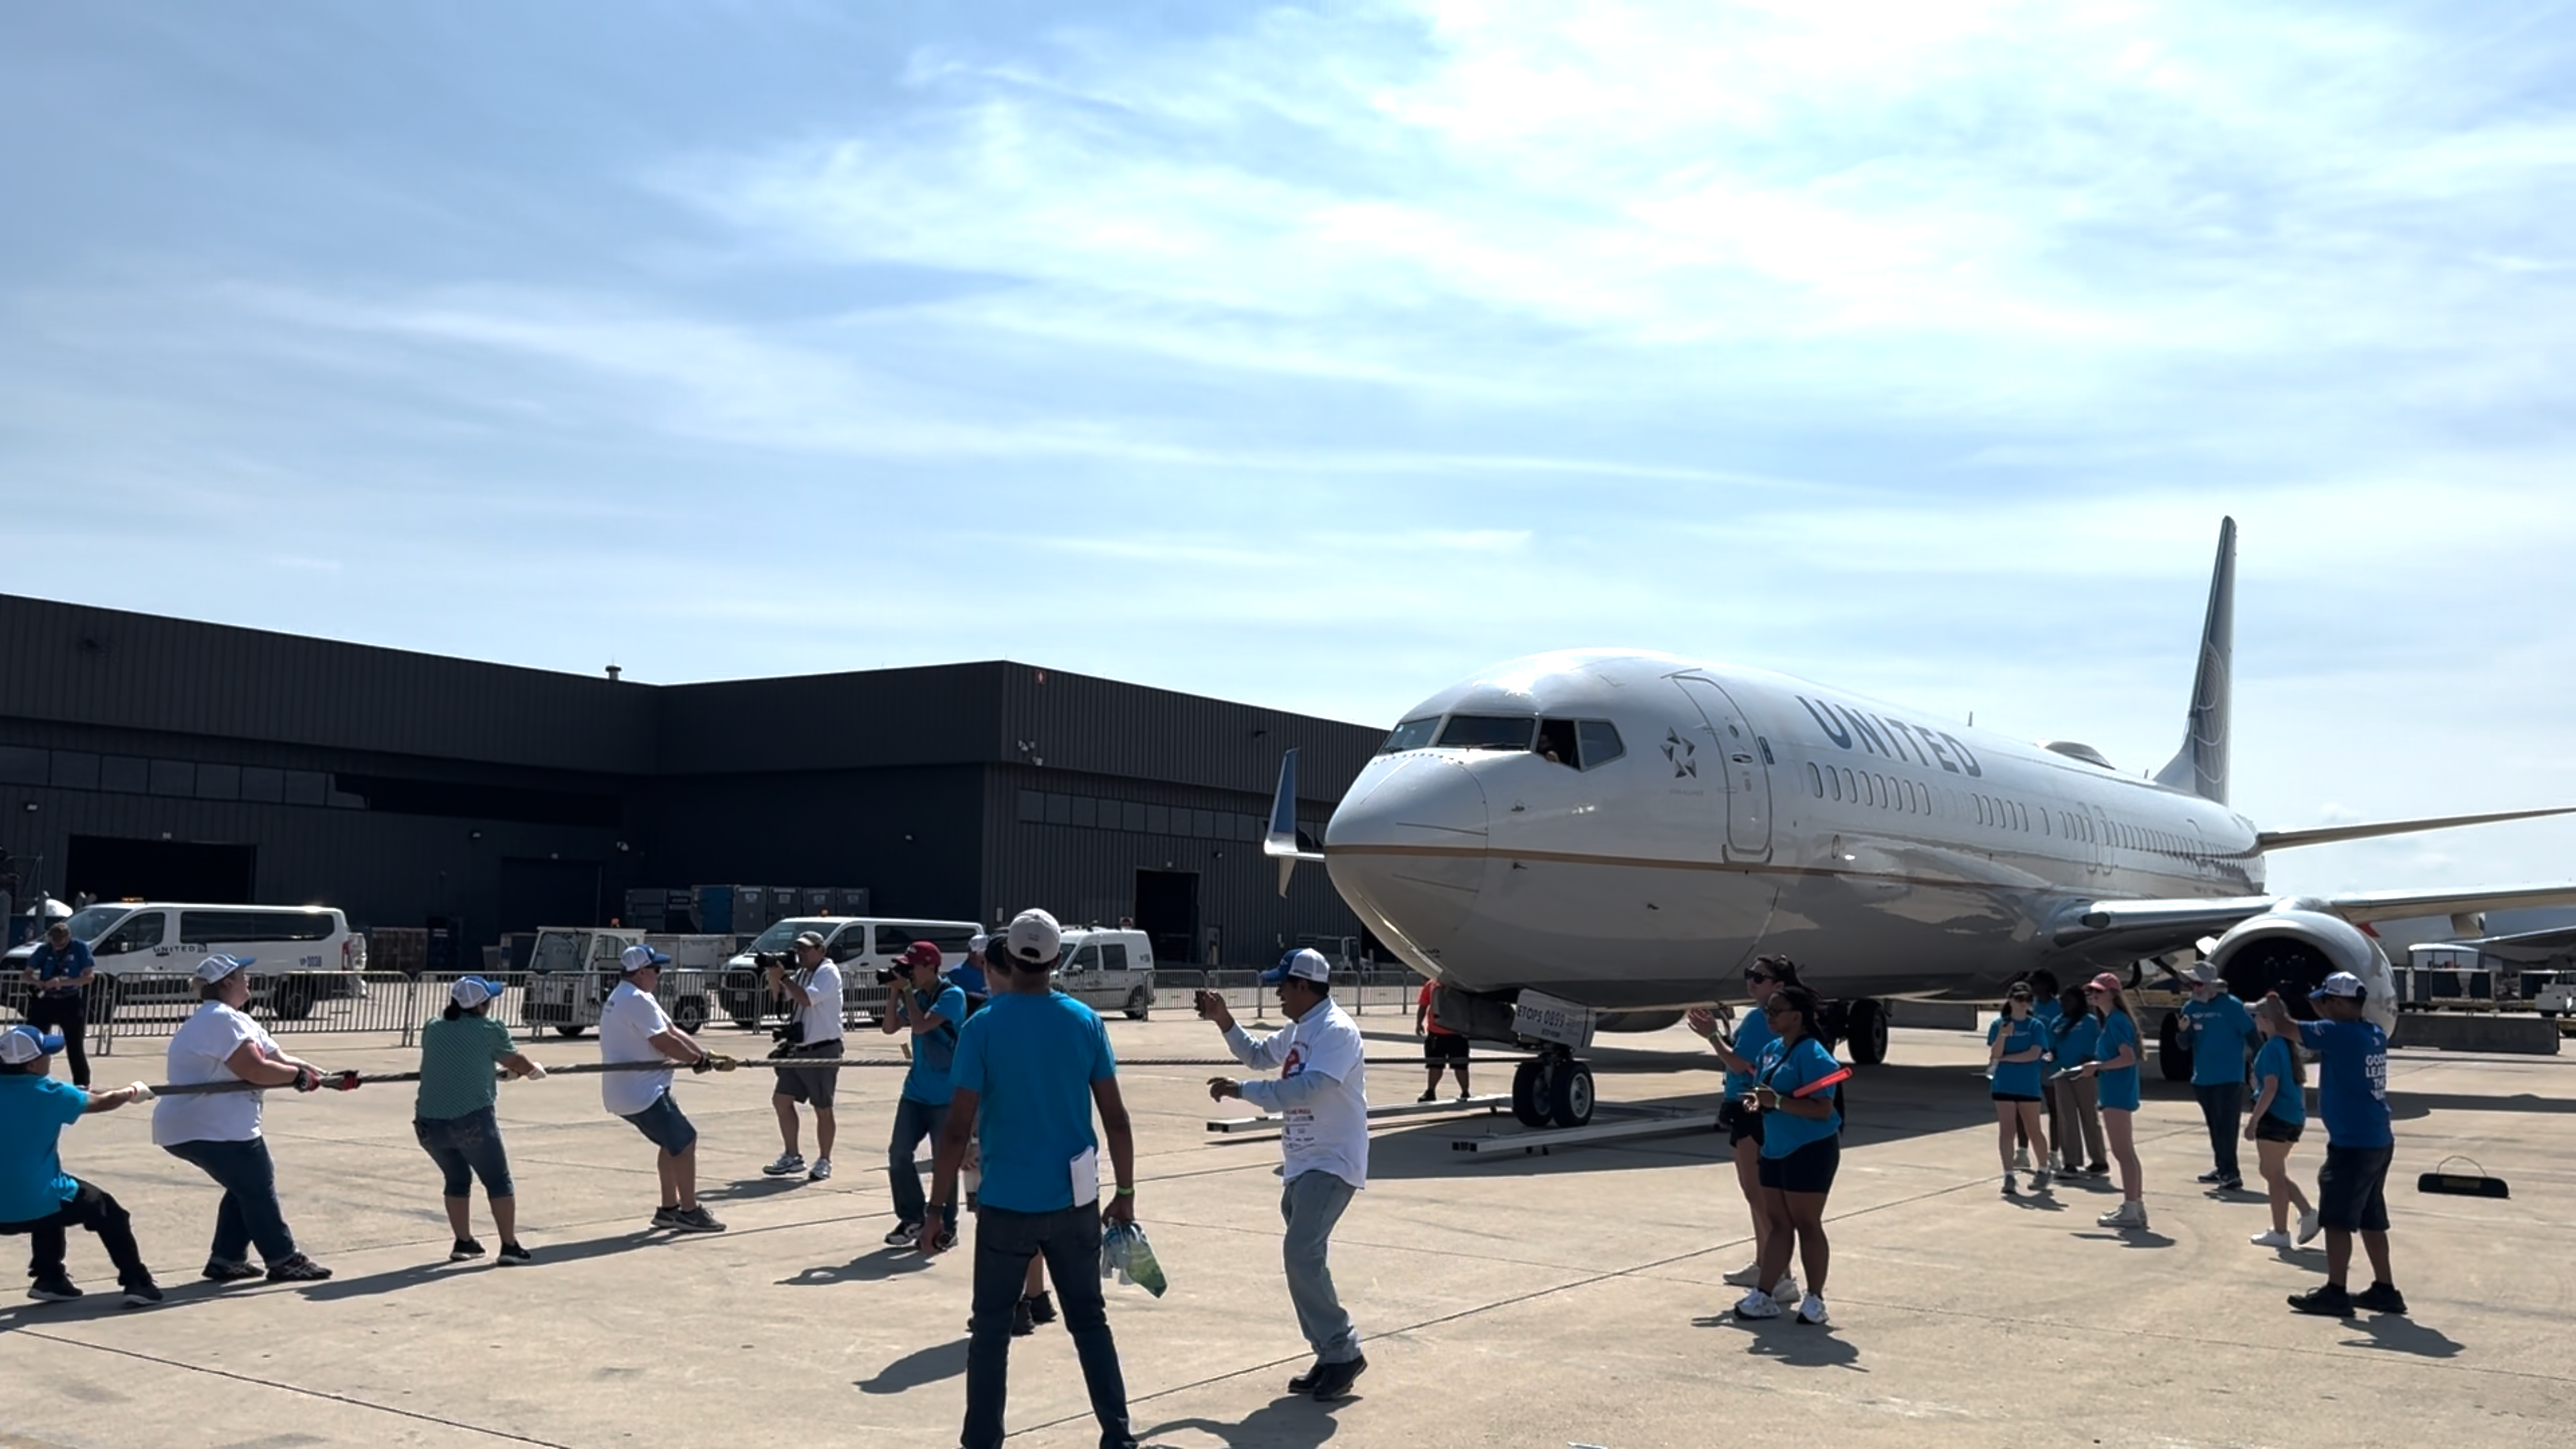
[621,1091,699,1157]
[414,1107,515,1198]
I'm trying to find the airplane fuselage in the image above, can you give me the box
[1325,650,2265,1009]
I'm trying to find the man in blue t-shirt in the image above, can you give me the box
[0,1026,160,1305]
[880,942,968,1244]
[922,909,1137,1449]
[2284,973,2405,1318]
[2174,963,2255,1189]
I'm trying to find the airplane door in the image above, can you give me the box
[1673,677,1773,861]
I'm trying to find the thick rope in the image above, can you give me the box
[140,1053,1542,1097]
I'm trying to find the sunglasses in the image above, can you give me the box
[1745,973,1774,984]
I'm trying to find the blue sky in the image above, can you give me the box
[5,2,2574,897]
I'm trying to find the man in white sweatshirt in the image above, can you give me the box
[1200,948,1370,1400]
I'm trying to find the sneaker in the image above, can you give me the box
[2196,1168,2228,1184]
[1417,1090,1438,1103]
[2001,1172,2019,1197]
[2352,1282,2409,1315]
[670,1206,727,1235]
[884,1221,922,1247]
[931,1226,957,1254]
[26,1275,82,1302]
[2031,1168,2053,1193]
[1307,1354,1368,1400]
[1287,1359,1327,1394]
[1796,1293,1829,1326]
[266,1255,332,1283]
[496,1242,533,1266]
[2014,1147,2031,1171]
[2083,1161,2110,1176]
[2211,1175,2244,1192]
[1722,1262,1764,1288]
[651,1205,683,1230]
[1734,1287,1782,1320]
[202,1258,263,1283]
[1769,1277,1801,1306]
[2249,1229,2293,1249]
[450,1237,486,1263]
[1456,1091,1474,1102]
[808,1157,833,1182]
[1025,1289,1057,1325]
[121,1279,164,1308]
[2096,1201,2149,1230]
[2295,1209,2322,1246]
[1010,1297,1036,1337]
[762,1152,807,1178]
[2288,1283,2354,1317]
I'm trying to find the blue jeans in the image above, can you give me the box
[965,1205,1133,1449]
[1282,1170,1362,1363]
[415,1108,515,1199]
[163,1137,298,1266]
[885,1095,948,1226]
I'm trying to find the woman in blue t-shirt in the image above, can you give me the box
[2244,994,2318,1251]
[1987,985,2053,1197]
[2070,973,2149,1231]
[1686,954,1802,1309]
[2050,986,2107,1176]
[1732,985,1848,1327]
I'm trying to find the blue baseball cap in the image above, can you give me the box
[1261,949,1331,986]
[1,1025,66,1065]
[450,976,507,1009]
[619,944,672,973]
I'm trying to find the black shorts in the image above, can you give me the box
[1757,1136,1839,1194]
[2253,1114,2304,1144]
[1728,1106,1765,1148]
[1991,1092,2043,1104]
[1423,1033,1469,1062]
[773,1037,844,1107]
[2317,1144,2393,1232]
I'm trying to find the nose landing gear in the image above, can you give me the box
[1510,1049,1596,1129]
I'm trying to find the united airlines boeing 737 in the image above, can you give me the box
[1267,519,2576,1128]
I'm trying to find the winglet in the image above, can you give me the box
[1263,749,1327,897]
[2155,516,2234,804]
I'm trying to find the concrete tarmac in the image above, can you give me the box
[3,1011,2571,1448]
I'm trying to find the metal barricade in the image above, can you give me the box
[71,971,534,1056]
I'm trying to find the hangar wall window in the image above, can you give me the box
[1379,717,1440,753]
[1438,715,1536,751]
[1577,720,1625,769]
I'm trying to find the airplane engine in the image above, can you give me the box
[2203,906,2400,1035]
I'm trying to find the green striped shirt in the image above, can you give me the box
[416,1014,515,1121]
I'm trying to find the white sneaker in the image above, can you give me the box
[2250,1229,2293,1249]
[1734,1288,1782,1319]
[808,1157,833,1182]
[2096,1201,2149,1230]
[1721,1261,1763,1288]
[761,1152,806,1178]
[2295,1209,2322,1246]
[1769,1277,1801,1306]
[2001,1172,2018,1197]
[1796,1293,1829,1326]
[2014,1147,2031,1171]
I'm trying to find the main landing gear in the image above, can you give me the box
[1509,1049,1596,1129]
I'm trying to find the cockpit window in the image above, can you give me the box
[1378,717,1440,754]
[1535,719,1578,765]
[1577,720,1624,769]
[1436,715,1536,750]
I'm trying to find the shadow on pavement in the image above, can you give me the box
[2344,1314,2463,1358]
[1691,1313,1866,1370]
[783,1247,937,1286]
[857,1336,967,1395]
[293,1229,672,1300]
[1140,1393,1346,1448]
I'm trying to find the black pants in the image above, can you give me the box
[24,994,89,1088]
[2195,1083,2242,1179]
[0,1179,151,1288]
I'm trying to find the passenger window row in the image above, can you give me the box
[1805,761,2042,833]
[1015,789,1275,844]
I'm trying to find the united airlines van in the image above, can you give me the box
[1,901,365,1021]
[719,917,983,1030]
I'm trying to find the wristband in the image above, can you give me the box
[1114,1187,1136,1198]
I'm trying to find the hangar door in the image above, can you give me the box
[67,834,256,904]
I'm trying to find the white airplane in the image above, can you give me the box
[1267,519,2576,1128]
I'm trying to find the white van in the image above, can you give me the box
[719,917,984,1030]
[2,901,365,1021]
[1053,926,1156,1019]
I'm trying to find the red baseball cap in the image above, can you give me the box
[895,941,943,969]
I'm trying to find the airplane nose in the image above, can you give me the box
[1324,757,1488,959]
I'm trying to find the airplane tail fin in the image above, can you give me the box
[2155,516,2235,804]
[1264,749,1327,897]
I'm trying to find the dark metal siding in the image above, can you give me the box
[645,765,986,923]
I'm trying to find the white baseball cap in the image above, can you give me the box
[619,944,671,973]
[2312,971,2367,1000]
[1262,948,1331,986]
[194,953,256,984]
[2,1026,66,1065]
[1003,909,1062,965]
[450,976,505,1009]
[968,933,990,956]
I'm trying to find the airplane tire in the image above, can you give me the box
[1511,1060,1551,1128]
[1548,1063,1595,1129]
[1847,998,1889,1066]
[2157,1013,2192,1081]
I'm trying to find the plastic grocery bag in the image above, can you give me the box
[1100,1222,1168,1298]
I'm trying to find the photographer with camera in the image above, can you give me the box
[880,940,966,1245]
[761,932,843,1182]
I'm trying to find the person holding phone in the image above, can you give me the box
[1687,953,1803,1310]
[2068,974,2148,1230]
[1988,985,2053,1197]
[1731,984,1846,1327]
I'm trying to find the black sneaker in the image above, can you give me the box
[26,1275,82,1302]
[2288,1283,2354,1317]
[121,1280,164,1308]
[1416,1090,1437,1103]
[1010,1297,1036,1337]
[884,1221,921,1247]
[1307,1354,1369,1401]
[450,1237,486,1263]
[2211,1175,2244,1192]
[1287,1359,1327,1394]
[2353,1282,2409,1315]
[496,1242,532,1267]
[1025,1290,1057,1326]
[931,1226,957,1254]
[670,1206,726,1235]
[203,1258,263,1283]
[650,1205,683,1230]
[266,1255,332,1283]
[2082,1162,2110,1176]
[2195,1168,2228,1184]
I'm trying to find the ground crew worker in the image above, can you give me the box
[1413,979,1469,1101]
[0,1025,161,1306]
[1200,948,1371,1400]
[24,921,97,1088]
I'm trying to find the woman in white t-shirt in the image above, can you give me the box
[150,956,336,1283]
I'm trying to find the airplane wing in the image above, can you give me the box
[2256,806,2576,852]
[2054,883,2576,959]
[2456,924,2576,963]
[1264,749,1328,896]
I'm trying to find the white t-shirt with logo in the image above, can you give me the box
[797,960,844,1045]
[153,1001,274,1145]
[1228,998,1369,1189]
[600,980,678,1117]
